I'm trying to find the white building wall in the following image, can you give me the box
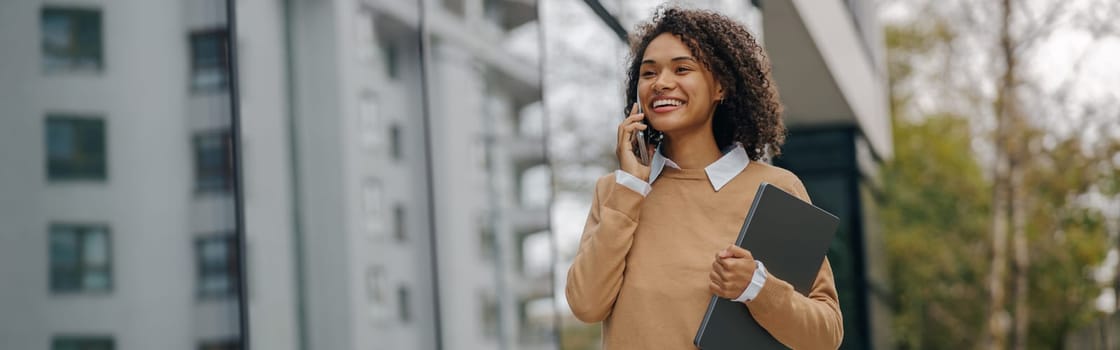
[0,0,223,349]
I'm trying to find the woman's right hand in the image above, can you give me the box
[617,103,654,181]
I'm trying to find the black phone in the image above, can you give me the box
[634,100,652,166]
[631,95,662,165]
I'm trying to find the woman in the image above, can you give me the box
[565,6,844,349]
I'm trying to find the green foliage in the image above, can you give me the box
[880,114,991,349]
[881,21,1116,350]
[1022,137,1112,348]
[879,111,1113,349]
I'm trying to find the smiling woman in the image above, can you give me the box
[627,6,786,164]
[564,5,844,350]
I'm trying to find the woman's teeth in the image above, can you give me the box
[652,99,684,108]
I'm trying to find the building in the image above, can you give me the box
[0,0,241,349]
[0,0,551,350]
[252,0,550,349]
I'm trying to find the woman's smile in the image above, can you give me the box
[650,96,686,114]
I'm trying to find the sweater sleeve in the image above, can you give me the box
[565,174,645,323]
[745,176,844,349]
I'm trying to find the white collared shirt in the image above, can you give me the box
[615,143,752,195]
[613,143,766,303]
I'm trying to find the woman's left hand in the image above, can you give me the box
[709,245,757,299]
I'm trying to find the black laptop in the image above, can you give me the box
[693,182,839,350]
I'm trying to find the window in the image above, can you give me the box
[42,7,102,72]
[52,336,114,350]
[190,30,230,91]
[389,123,402,160]
[362,180,385,236]
[481,294,499,339]
[381,41,399,79]
[195,234,238,297]
[393,204,406,242]
[443,0,465,17]
[398,285,411,323]
[519,165,550,207]
[521,231,551,276]
[193,131,232,193]
[479,222,496,262]
[46,116,106,181]
[483,0,505,27]
[355,11,376,63]
[358,96,381,149]
[365,265,391,321]
[50,224,111,293]
[198,340,240,350]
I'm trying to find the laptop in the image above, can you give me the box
[693,182,839,350]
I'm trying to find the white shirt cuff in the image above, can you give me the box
[614,170,651,197]
[733,260,767,303]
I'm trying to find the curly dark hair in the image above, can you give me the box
[625,5,785,160]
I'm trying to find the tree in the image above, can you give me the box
[880,0,1120,347]
[880,112,992,349]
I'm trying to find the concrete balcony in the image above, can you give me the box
[509,206,548,235]
[488,0,536,32]
[507,134,547,168]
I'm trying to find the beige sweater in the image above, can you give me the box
[566,162,843,349]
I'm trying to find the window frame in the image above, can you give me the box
[48,223,113,294]
[45,115,107,182]
[397,285,411,323]
[194,233,239,299]
[393,203,406,242]
[192,130,233,194]
[188,29,231,93]
[41,6,104,73]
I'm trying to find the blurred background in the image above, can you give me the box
[0,0,1117,349]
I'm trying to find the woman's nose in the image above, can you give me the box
[652,75,674,92]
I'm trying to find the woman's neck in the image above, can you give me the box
[662,129,722,170]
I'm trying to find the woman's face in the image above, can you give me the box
[638,33,723,138]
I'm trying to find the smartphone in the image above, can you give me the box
[633,98,652,166]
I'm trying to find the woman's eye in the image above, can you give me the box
[641,71,655,77]
[676,67,692,73]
